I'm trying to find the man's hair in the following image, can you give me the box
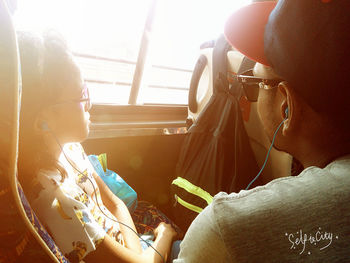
[264,0,350,132]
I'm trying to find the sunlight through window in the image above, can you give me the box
[14,0,250,105]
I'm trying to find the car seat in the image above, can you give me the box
[0,1,69,262]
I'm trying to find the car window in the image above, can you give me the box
[14,0,250,105]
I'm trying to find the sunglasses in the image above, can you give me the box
[229,70,283,102]
[51,83,91,111]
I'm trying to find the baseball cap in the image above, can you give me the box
[224,0,350,116]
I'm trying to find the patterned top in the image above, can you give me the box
[31,143,124,262]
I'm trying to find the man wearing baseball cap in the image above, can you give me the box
[174,0,350,262]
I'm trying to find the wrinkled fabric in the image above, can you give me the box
[32,143,124,262]
[175,155,350,263]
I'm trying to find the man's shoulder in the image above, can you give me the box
[213,154,350,212]
[209,154,350,241]
[209,155,350,262]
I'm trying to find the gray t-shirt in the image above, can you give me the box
[174,155,350,263]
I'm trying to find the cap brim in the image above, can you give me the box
[224,1,277,66]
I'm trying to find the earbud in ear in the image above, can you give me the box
[40,121,49,131]
[284,107,289,119]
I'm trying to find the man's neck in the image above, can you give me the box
[295,134,350,169]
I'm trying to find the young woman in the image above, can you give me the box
[17,30,179,263]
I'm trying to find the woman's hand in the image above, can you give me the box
[154,222,178,241]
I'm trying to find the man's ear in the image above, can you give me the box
[278,81,295,136]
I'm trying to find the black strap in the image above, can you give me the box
[212,34,232,94]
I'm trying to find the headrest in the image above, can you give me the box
[0,0,20,186]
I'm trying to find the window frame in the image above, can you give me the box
[88,104,188,139]
[83,0,190,138]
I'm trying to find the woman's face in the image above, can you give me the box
[44,62,91,143]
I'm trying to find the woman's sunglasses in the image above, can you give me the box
[78,83,91,111]
[229,70,283,102]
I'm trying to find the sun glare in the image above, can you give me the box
[14,0,251,104]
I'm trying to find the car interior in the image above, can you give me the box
[0,0,302,261]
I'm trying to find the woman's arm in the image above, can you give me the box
[86,155,178,262]
[142,222,177,261]
[84,222,177,263]
[91,170,142,253]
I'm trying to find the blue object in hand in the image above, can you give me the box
[88,154,138,212]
